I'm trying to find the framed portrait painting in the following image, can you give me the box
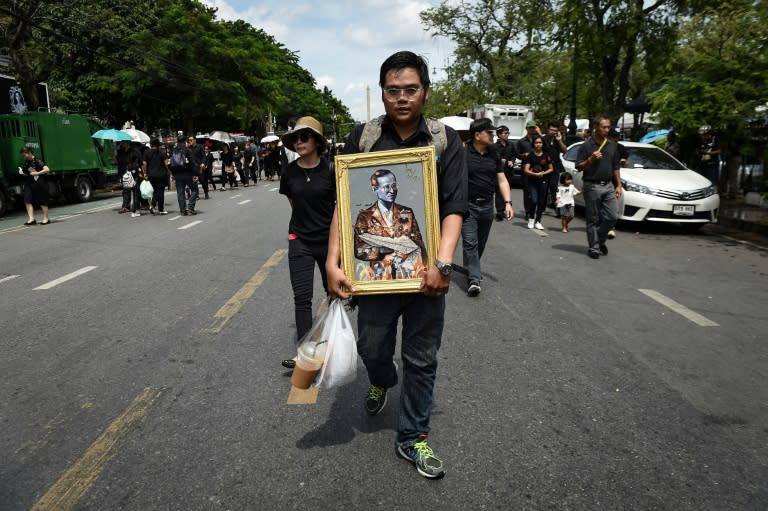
[335,146,441,295]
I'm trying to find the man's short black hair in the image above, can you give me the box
[548,121,560,129]
[379,51,430,90]
[177,135,186,143]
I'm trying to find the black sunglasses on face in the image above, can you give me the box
[295,131,312,143]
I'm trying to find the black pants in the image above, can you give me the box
[222,171,236,188]
[149,176,166,212]
[200,169,214,196]
[288,237,329,341]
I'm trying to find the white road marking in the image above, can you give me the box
[0,275,20,284]
[34,266,98,290]
[230,194,242,199]
[269,187,279,191]
[237,199,252,205]
[169,215,182,221]
[638,289,719,327]
[178,220,202,230]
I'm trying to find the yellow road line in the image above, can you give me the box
[287,386,319,404]
[205,249,287,334]
[30,387,162,511]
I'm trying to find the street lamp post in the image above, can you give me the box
[568,42,578,138]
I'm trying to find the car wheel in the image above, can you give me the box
[74,176,94,202]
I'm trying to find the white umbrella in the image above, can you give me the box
[438,116,473,131]
[261,134,279,143]
[121,128,150,143]
[209,130,234,143]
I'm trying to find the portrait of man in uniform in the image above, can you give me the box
[353,169,427,281]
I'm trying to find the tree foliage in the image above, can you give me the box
[421,0,693,122]
[648,1,768,132]
[0,0,353,138]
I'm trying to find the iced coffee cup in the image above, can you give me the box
[291,351,323,389]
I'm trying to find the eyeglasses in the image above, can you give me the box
[376,183,398,192]
[382,86,422,102]
[294,131,313,143]
[499,131,509,135]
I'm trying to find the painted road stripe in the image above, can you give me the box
[0,274,20,284]
[230,194,242,199]
[205,248,288,334]
[177,220,202,230]
[638,289,719,327]
[169,215,182,221]
[34,266,98,290]
[30,387,162,511]
[237,199,252,205]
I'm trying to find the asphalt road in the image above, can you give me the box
[1,184,766,510]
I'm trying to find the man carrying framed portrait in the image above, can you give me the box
[326,51,468,479]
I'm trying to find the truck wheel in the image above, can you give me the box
[0,190,7,217]
[75,176,94,202]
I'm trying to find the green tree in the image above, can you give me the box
[649,1,768,192]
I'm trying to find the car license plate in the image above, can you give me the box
[673,205,695,216]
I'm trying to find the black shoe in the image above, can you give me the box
[281,358,296,369]
[365,384,387,415]
[181,210,189,216]
[24,220,37,226]
[599,244,608,255]
[588,250,600,259]
[187,208,197,215]
[467,283,481,297]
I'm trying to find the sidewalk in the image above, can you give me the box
[717,196,768,236]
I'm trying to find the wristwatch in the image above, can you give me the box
[504,200,513,205]
[435,259,453,277]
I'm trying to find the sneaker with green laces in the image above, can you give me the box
[365,384,387,415]
[397,434,445,479]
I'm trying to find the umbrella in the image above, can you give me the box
[209,130,234,143]
[438,116,473,131]
[121,127,150,143]
[639,129,670,144]
[91,128,132,141]
[261,134,279,143]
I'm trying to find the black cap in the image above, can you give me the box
[496,125,509,133]
[470,118,497,133]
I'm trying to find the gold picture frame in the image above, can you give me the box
[335,146,441,295]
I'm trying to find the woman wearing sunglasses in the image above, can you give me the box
[278,116,336,369]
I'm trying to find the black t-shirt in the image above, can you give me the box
[21,157,46,185]
[279,157,336,244]
[523,152,552,179]
[494,140,517,167]
[143,148,167,178]
[465,143,503,200]
[576,138,620,182]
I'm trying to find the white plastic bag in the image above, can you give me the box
[139,180,154,199]
[315,299,358,389]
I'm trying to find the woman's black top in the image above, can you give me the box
[279,157,336,244]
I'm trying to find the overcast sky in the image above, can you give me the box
[201,0,455,123]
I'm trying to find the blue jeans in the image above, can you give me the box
[461,201,494,285]
[288,237,329,341]
[583,182,618,252]
[174,174,198,212]
[527,178,548,222]
[357,293,445,446]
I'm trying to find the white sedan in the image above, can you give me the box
[561,141,719,230]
